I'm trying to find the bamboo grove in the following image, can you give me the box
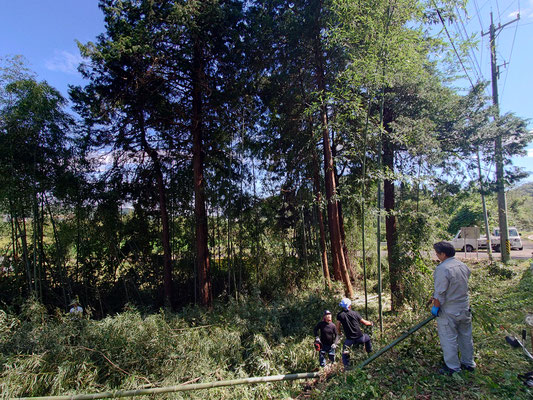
[0,0,530,315]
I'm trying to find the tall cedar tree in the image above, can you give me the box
[73,0,178,306]
[74,0,245,307]
[248,0,352,295]
[330,0,463,309]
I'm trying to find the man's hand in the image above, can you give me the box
[331,343,337,350]
[431,306,440,317]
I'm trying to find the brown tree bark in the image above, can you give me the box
[338,200,357,281]
[332,138,357,282]
[192,37,212,307]
[312,150,333,288]
[311,5,353,297]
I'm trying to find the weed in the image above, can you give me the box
[1,261,532,399]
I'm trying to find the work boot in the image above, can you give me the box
[461,363,475,372]
[438,364,459,376]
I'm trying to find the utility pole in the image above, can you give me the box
[482,12,520,263]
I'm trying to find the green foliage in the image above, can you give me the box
[487,262,516,280]
[448,203,484,235]
[0,284,336,397]
[507,182,533,231]
[314,261,533,399]
[2,262,533,398]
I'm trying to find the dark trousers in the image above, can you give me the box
[342,334,372,367]
[319,345,336,366]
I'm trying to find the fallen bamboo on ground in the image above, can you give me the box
[15,315,437,399]
[357,314,436,369]
[13,372,321,400]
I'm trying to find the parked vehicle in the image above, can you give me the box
[488,227,523,252]
[449,226,523,252]
[449,229,483,252]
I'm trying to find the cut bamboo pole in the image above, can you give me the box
[14,372,320,400]
[16,315,438,400]
[357,314,436,369]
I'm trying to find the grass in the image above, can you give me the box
[0,260,532,399]
[313,259,533,399]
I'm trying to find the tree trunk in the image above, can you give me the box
[383,134,403,310]
[45,195,68,306]
[332,141,357,282]
[138,113,174,308]
[8,201,19,277]
[338,200,357,281]
[312,150,332,288]
[16,215,32,294]
[192,36,212,307]
[312,4,353,297]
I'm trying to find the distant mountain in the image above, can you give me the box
[511,181,533,196]
[508,182,533,231]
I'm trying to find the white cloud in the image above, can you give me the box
[45,50,83,74]
[509,1,533,19]
[528,148,533,157]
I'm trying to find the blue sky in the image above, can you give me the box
[1,0,532,183]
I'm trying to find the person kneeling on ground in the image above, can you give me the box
[336,298,373,369]
[313,309,338,367]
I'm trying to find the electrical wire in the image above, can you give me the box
[501,7,520,100]
[454,6,484,82]
[499,1,518,18]
[432,3,475,89]
[472,0,485,30]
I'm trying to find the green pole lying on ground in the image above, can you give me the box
[14,315,437,399]
[13,372,320,400]
[357,314,436,369]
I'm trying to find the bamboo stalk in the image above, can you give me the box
[357,314,436,369]
[15,372,320,400]
[15,316,438,399]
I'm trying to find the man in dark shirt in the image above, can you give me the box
[313,310,338,367]
[336,298,373,369]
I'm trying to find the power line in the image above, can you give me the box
[495,0,502,24]
[499,1,517,18]
[471,0,485,30]
[501,11,520,100]
[433,3,475,89]
[454,6,484,82]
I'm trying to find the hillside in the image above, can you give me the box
[507,182,533,231]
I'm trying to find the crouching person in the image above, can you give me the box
[313,310,338,367]
[336,298,373,370]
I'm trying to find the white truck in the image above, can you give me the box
[450,226,523,252]
[487,227,523,252]
[450,227,482,253]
